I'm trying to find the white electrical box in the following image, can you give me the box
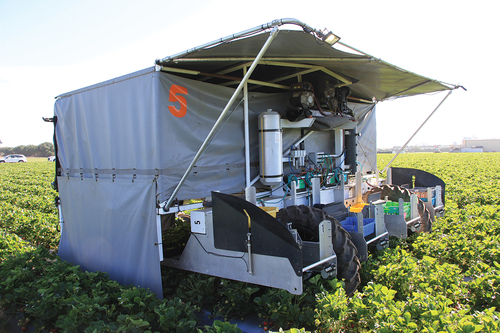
[190,209,211,234]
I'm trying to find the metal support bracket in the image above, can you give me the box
[319,220,337,278]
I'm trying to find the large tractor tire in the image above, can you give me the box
[362,184,433,232]
[278,205,361,296]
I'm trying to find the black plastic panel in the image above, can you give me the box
[391,167,445,205]
[212,192,302,276]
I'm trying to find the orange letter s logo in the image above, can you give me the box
[168,85,188,118]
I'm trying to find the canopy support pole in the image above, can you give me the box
[243,66,251,187]
[381,90,454,174]
[164,27,280,211]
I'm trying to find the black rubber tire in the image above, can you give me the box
[278,205,361,296]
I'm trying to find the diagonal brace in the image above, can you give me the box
[164,27,280,211]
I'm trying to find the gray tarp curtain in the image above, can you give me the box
[57,177,162,297]
[356,106,377,173]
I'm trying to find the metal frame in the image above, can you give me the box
[160,61,353,91]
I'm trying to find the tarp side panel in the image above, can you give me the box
[155,72,245,201]
[57,177,162,298]
[356,105,377,173]
[54,71,158,175]
[155,73,290,202]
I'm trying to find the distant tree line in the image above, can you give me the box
[0,142,54,157]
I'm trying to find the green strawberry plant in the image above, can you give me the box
[2,153,500,331]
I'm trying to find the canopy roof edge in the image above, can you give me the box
[154,18,460,103]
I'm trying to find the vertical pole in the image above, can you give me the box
[243,66,251,187]
[340,170,345,203]
[427,187,433,206]
[335,129,344,168]
[291,180,297,206]
[245,186,256,205]
[374,203,385,236]
[312,177,321,205]
[156,213,163,261]
[398,198,404,217]
[435,185,443,207]
[355,171,362,204]
[410,194,418,219]
[58,205,64,234]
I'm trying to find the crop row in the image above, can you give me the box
[0,162,60,248]
[1,154,500,332]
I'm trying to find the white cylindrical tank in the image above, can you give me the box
[259,109,283,186]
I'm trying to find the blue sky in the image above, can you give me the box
[1,0,497,148]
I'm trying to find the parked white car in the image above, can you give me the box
[48,156,56,162]
[0,154,28,163]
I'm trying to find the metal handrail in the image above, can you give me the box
[366,231,389,245]
[302,254,337,272]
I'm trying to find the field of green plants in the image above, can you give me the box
[1,153,499,332]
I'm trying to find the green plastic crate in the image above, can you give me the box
[383,201,410,217]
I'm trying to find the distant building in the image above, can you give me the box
[461,147,483,153]
[463,139,500,152]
